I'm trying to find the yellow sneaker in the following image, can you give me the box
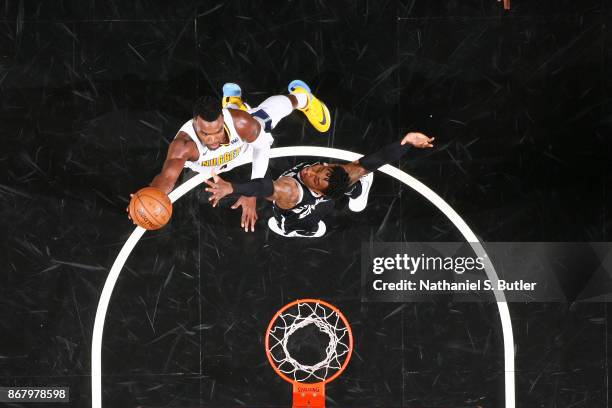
[222,83,249,111]
[288,79,331,132]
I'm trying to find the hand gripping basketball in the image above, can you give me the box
[127,187,173,230]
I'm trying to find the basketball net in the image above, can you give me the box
[266,300,353,408]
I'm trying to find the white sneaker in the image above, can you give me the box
[267,217,326,238]
[348,173,374,212]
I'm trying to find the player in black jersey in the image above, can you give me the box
[204,132,434,237]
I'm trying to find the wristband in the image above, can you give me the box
[359,141,411,171]
[232,178,274,198]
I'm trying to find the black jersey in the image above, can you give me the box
[272,162,335,235]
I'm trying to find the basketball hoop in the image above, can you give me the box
[265,299,353,408]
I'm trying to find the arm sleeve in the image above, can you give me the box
[249,131,273,179]
[232,178,275,198]
[358,141,411,172]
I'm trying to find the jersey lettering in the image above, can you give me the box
[177,109,247,174]
[292,197,328,219]
[199,146,242,167]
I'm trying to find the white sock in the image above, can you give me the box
[293,93,308,109]
[255,95,294,129]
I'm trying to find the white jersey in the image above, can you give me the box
[177,109,249,174]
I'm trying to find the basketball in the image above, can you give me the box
[128,187,172,230]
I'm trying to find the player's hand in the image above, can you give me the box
[126,193,135,224]
[401,132,434,149]
[231,196,258,232]
[204,173,234,207]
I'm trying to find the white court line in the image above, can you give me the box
[91,146,515,408]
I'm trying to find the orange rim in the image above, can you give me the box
[265,299,353,385]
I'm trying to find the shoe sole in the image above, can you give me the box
[349,173,374,212]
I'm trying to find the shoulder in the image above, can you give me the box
[273,176,302,209]
[177,119,194,134]
[275,176,301,191]
[228,109,261,142]
[168,132,199,161]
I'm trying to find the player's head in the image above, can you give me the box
[300,163,350,200]
[193,96,225,150]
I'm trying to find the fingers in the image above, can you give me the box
[400,132,414,145]
[204,178,219,193]
[127,194,134,212]
[243,212,257,232]
[401,133,435,148]
[127,194,134,221]
[212,171,220,183]
[226,197,258,232]
[241,211,248,232]
[126,208,134,223]
[237,205,257,232]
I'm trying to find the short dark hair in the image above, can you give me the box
[193,96,221,121]
[324,165,350,200]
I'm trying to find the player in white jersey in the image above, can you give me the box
[134,80,331,232]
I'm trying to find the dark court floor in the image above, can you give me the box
[1,1,611,407]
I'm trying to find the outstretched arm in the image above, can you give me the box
[150,133,199,194]
[341,132,434,184]
[205,174,301,209]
